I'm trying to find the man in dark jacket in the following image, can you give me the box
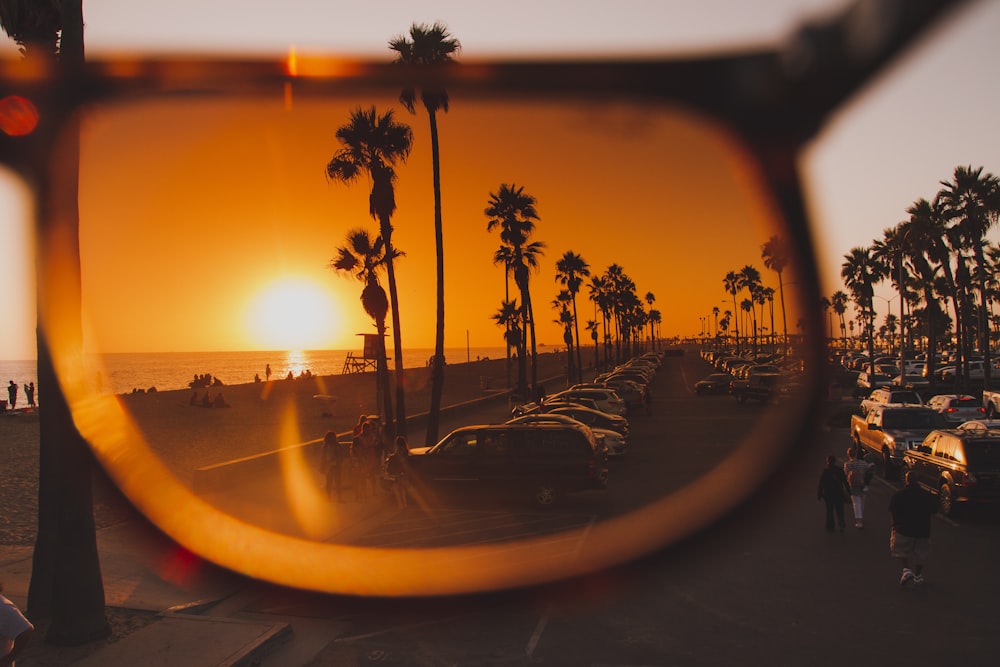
[889,471,939,586]
[817,454,851,532]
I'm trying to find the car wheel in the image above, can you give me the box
[532,482,557,508]
[938,482,954,517]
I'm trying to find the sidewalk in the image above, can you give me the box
[1,484,395,667]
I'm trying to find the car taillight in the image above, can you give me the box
[945,408,958,413]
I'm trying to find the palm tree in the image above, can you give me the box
[712,306,720,340]
[330,229,395,428]
[492,299,522,363]
[831,291,849,350]
[938,165,1000,387]
[761,234,790,356]
[485,184,545,396]
[1,0,111,643]
[738,265,761,354]
[555,251,590,383]
[326,106,413,437]
[492,244,517,388]
[553,290,575,384]
[644,292,656,351]
[842,246,885,375]
[389,22,460,445]
[723,271,741,353]
[588,275,611,369]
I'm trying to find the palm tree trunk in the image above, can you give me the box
[28,71,111,649]
[425,109,446,446]
[527,291,539,392]
[27,0,110,643]
[375,321,394,438]
[571,297,583,383]
[379,217,406,439]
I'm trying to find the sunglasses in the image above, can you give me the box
[0,0,969,597]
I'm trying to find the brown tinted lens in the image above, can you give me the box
[47,86,818,595]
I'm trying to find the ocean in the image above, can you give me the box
[0,346,518,404]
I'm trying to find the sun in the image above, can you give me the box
[247,277,342,350]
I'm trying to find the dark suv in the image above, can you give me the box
[903,428,1000,516]
[406,423,608,507]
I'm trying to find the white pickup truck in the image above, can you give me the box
[850,405,947,478]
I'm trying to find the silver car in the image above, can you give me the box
[926,394,986,425]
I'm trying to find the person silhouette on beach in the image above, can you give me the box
[22,382,35,409]
[7,381,17,411]
[265,364,272,382]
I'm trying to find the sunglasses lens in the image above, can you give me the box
[39,86,819,595]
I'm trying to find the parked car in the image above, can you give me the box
[957,419,1000,432]
[547,405,629,437]
[507,413,627,457]
[405,423,608,507]
[859,388,923,416]
[903,428,1000,516]
[937,360,988,382]
[546,388,627,416]
[694,373,733,395]
[926,394,986,425]
[855,371,892,392]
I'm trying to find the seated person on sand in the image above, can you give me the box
[213,392,230,408]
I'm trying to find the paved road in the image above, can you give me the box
[57,351,996,666]
[218,351,1000,665]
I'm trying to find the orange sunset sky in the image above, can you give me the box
[65,87,798,355]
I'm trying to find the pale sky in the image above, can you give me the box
[2,0,998,358]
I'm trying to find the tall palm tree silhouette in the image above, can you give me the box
[330,228,395,425]
[842,246,885,376]
[326,106,413,437]
[2,0,111,642]
[493,244,516,388]
[486,184,545,397]
[555,251,590,383]
[939,165,1000,388]
[761,234,790,357]
[723,271,741,353]
[389,22,460,445]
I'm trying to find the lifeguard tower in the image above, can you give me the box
[341,333,382,374]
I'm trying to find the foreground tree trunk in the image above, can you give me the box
[27,2,111,636]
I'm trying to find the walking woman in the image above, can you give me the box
[817,454,851,532]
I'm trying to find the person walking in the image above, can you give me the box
[6,382,16,411]
[1,581,33,666]
[844,447,874,528]
[817,454,851,532]
[889,471,939,586]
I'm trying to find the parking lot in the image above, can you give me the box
[242,350,1000,665]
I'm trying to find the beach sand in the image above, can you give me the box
[0,351,573,547]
